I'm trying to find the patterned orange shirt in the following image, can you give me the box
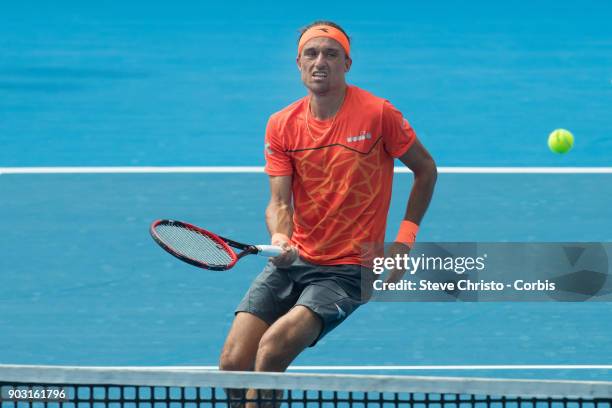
[264,85,416,265]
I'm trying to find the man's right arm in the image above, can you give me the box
[266,175,297,266]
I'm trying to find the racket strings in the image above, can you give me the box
[155,224,234,266]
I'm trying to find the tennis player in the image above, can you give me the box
[220,21,437,375]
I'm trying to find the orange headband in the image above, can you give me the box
[298,25,350,57]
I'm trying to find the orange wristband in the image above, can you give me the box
[395,220,419,247]
[271,232,290,245]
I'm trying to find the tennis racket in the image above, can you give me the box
[150,219,283,271]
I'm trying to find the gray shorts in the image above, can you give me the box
[235,257,366,346]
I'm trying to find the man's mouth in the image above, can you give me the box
[312,71,328,78]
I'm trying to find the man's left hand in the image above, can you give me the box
[385,241,412,283]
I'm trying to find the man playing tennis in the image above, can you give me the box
[220,21,437,376]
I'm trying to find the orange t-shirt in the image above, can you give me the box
[264,85,417,265]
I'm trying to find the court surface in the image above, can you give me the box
[1,1,611,381]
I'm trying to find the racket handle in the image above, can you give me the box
[255,245,283,257]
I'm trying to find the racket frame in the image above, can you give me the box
[150,219,259,271]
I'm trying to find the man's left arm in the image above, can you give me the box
[386,138,437,282]
[397,138,437,227]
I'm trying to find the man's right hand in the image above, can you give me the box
[270,233,299,267]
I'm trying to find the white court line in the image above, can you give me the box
[1,166,612,174]
[0,166,264,174]
[102,365,612,371]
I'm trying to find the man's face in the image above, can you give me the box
[297,37,352,95]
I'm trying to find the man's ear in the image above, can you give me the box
[296,56,301,71]
[345,56,352,72]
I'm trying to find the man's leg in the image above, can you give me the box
[219,312,270,371]
[222,258,297,371]
[220,312,270,407]
[254,305,322,372]
[222,308,317,407]
[239,305,321,406]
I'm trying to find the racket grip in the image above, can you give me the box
[255,245,283,257]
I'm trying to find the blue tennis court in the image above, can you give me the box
[1,0,611,382]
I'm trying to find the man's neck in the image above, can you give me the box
[309,85,347,120]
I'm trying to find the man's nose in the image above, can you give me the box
[314,52,326,67]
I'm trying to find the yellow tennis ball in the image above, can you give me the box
[548,129,574,154]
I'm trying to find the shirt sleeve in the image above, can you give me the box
[264,116,293,176]
[381,100,417,158]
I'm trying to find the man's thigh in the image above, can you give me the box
[220,312,269,370]
[261,305,322,350]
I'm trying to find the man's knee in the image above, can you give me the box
[255,330,291,371]
[219,342,250,371]
[219,313,270,371]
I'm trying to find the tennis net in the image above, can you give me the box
[1,365,611,407]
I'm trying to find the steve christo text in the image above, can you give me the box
[370,253,556,292]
